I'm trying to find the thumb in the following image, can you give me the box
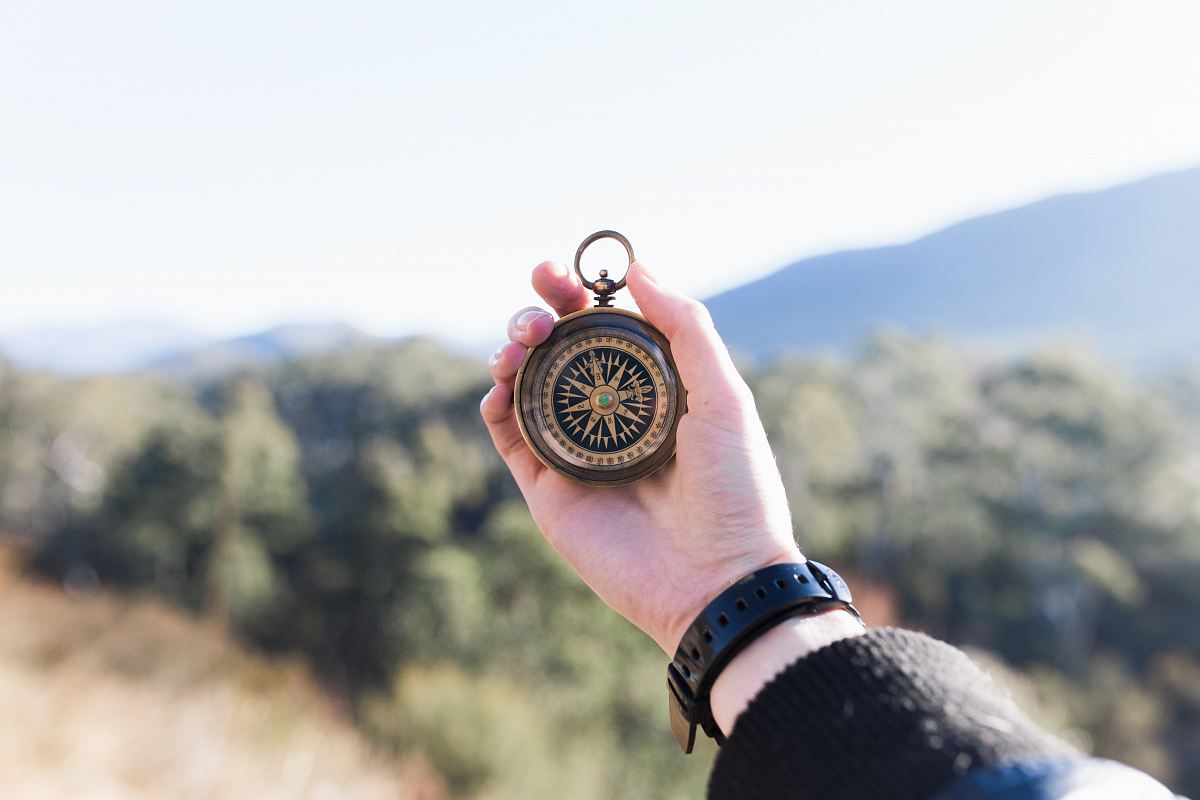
[626,260,751,414]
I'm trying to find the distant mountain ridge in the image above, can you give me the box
[5,168,1198,376]
[0,321,210,375]
[705,167,1200,365]
[0,322,368,377]
[149,322,370,380]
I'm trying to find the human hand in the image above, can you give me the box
[480,259,803,655]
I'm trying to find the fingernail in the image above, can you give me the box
[489,344,504,366]
[516,310,545,331]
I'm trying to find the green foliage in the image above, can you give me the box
[5,335,1200,797]
[364,663,549,795]
[79,418,223,607]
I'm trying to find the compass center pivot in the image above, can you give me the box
[590,385,619,416]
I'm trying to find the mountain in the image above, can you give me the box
[705,167,1200,364]
[6,168,1197,376]
[149,322,371,380]
[0,321,370,377]
[0,321,211,375]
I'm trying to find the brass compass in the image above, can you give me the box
[514,231,687,486]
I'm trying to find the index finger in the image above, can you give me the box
[532,260,590,318]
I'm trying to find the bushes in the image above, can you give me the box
[4,336,1200,797]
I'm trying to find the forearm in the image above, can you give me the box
[710,608,864,736]
[704,595,1181,800]
[709,628,1084,800]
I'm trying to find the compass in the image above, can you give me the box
[514,231,687,486]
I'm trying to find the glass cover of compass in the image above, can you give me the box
[513,231,687,486]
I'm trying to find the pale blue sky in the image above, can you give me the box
[2,1,1198,343]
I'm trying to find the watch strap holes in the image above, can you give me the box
[667,561,861,754]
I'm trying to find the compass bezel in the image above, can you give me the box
[514,307,686,487]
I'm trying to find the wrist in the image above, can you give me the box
[710,608,865,736]
[665,560,861,752]
[661,546,804,656]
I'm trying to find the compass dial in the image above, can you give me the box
[515,309,685,486]
[547,336,669,464]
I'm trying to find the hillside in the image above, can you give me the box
[4,333,1200,795]
[5,168,1198,377]
[0,322,367,377]
[149,322,372,381]
[0,321,211,375]
[0,548,442,800]
[706,167,1200,364]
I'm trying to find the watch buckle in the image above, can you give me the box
[667,666,698,753]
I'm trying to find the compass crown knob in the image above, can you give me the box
[591,270,618,306]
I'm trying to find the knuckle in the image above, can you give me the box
[697,373,757,418]
[683,298,714,328]
[732,380,759,412]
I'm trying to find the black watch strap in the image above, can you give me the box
[666,560,861,753]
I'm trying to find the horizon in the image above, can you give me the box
[3,1,1199,343]
[3,162,1197,351]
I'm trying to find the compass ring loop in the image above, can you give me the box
[574,230,634,292]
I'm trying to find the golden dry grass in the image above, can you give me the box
[0,549,446,800]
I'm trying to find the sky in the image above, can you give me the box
[2,0,1199,345]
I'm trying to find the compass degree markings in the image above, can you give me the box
[542,338,668,460]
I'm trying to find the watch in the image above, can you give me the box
[666,560,861,753]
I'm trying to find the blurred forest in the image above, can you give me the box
[0,547,433,799]
[2,333,1199,798]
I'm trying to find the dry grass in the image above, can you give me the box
[0,549,446,800]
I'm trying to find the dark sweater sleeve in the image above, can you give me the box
[707,628,1079,800]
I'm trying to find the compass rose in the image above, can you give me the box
[554,346,657,453]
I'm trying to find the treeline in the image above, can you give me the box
[1,334,1198,797]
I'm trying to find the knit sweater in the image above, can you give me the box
[707,628,1172,800]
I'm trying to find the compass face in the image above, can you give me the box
[548,338,668,461]
[515,309,685,486]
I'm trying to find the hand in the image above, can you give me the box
[480,259,804,654]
